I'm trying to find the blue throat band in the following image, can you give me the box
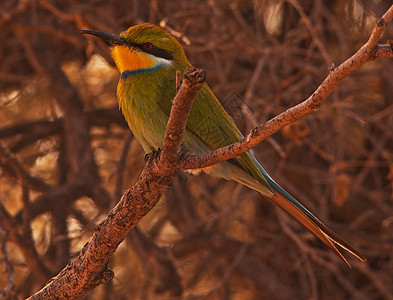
[120,63,164,79]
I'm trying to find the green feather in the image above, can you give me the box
[106,23,366,264]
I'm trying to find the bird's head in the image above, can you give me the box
[81,24,189,75]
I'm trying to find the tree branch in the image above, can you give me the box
[28,68,205,300]
[161,68,206,167]
[177,4,393,171]
[26,5,393,299]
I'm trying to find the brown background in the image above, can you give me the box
[0,0,392,299]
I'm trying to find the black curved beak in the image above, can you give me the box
[80,30,126,46]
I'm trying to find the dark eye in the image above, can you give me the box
[143,42,153,50]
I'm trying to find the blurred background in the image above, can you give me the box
[0,0,393,299]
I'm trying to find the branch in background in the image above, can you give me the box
[0,209,16,299]
[0,203,53,280]
[0,142,53,280]
[113,132,133,202]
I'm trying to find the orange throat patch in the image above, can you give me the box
[112,45,158,73]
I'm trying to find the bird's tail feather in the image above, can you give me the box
[265,176,367,267]
[219,153,366,265]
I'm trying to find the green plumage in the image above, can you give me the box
[82,23,366,266]
[118,61,274,195]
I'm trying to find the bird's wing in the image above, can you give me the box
[158,80,366,265]
[158,82,272,191]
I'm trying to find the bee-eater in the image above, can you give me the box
[81,24,366,266]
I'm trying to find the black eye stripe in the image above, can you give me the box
[147,47,174,60]
[128,42,174,60]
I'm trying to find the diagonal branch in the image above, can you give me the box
[27,68,205,300]
[178,4,393,171]
[27,5,393,299]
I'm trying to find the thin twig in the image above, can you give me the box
[0,209,15,299]
[113,132,133,202]
[175,70,181,93]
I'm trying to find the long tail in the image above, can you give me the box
[266,176,367,267]
[212,154,366,266]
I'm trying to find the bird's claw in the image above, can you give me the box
[144,147,161,162]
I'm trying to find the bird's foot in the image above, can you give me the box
[144,148,161,162]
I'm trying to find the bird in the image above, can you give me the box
[81,23,366,266]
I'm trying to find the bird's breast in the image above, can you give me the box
[117,78,170,153]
